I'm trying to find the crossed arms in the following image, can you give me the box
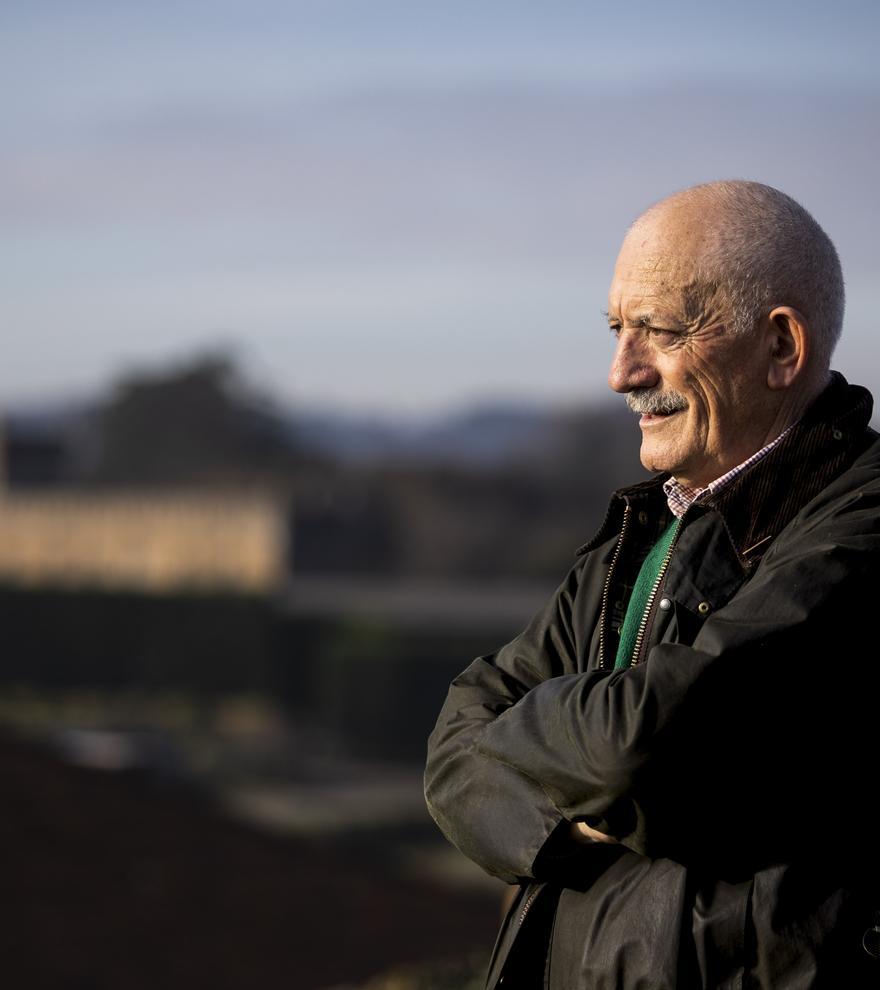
[424,479,880,884]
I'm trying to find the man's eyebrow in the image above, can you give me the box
[603,309,664,327]
[633,313,660,327]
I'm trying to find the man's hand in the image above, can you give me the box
[570,820,619,844]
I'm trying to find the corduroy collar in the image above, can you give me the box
[703,372,874,562]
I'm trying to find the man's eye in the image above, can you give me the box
[648,326,679,343]
[608,324,622,338]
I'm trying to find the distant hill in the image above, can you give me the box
[4,391,637,478]
[292,400,631,468]
[3,400,98,486]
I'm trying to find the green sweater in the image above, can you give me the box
[614,519,679,670]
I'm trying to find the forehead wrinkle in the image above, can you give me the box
[614,283,680,324]
[614,254,688,293]
[636,253,679,277]
[613,266,715,329]
[609,238,703,326]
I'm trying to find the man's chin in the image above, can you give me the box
[639,438,682,476]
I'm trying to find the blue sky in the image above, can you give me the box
[2,1,879,415]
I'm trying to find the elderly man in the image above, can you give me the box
[424,181,880,988]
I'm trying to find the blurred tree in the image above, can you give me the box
[88,353,306,487]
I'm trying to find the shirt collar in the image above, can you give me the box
[663,426,794,519]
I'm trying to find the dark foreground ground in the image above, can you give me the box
[0,734,499,989]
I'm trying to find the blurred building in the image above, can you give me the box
[0,418,288,594]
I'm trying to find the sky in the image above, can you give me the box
[2,1,879,417]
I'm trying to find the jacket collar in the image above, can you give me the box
[704,372,874,563]
[577,372,875,561]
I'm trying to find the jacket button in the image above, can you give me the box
[697,601,711,615]
[832,428,843,440]
[863,924,880,959]
[638,510,649,524]
[659,598,672,611]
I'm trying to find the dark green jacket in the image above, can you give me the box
[425,374,880,989]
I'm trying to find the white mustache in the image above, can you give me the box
[625,389,688,415]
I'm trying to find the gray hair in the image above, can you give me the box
[638,181,845,371]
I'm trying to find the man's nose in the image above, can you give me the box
[607,331,660,393]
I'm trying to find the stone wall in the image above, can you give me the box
[0,491,288,593]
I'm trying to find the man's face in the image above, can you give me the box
[606,225,776,488]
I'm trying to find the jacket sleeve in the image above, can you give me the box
[424,561,599,884]
[470,480,880,861]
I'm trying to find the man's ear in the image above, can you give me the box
[766,306,809,390]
